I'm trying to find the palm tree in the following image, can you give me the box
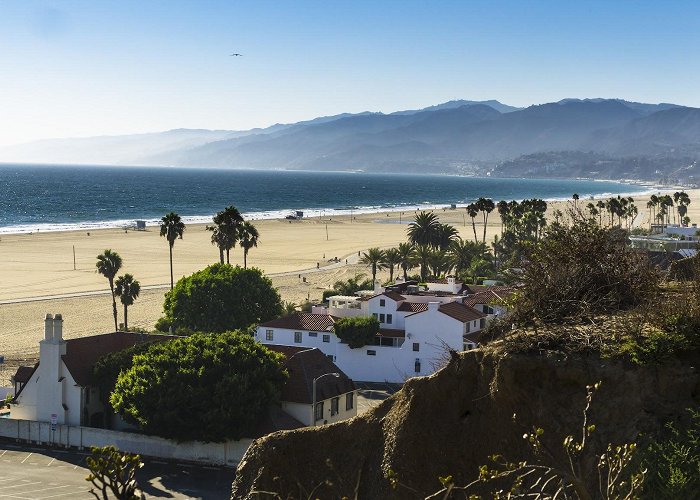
[477,198,495,243]
[496,200,510,234]
[114,274,141,331]
[207,225,230,264]
[360,247,386,284]
[209,206,244,264]
[414,245,432,282]
[397,242,416,280]
[435,223,459,251]
[333,274,372,296]
[383,248,402,282]
[238,221,259,269]
[407,211,440,247]
[449,239,486,277]
[428,248,452,277]
[96,249,123,331]
[467,257,492,285]
[160,212,185,290]
[466,203,479,242]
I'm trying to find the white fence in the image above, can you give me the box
[0,418,251,466]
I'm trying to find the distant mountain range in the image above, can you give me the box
[2,98,699,182]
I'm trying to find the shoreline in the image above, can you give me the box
[0,180,661,236]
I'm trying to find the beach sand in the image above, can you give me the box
[2,188,698,385]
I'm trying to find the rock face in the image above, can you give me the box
[231,349,699,499]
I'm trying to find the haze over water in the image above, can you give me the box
[0,164,647,234]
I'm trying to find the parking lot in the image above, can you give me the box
[0,442,232,499]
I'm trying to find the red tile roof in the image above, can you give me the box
[438,302,487,323]
[366,290,406,302]
[397,302,429,313]
[462,287,514,308]
[265,345,355,405]
[259,313,337,332]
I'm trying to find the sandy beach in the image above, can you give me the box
[2,188,699,385]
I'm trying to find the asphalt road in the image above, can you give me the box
[0,442,232,499]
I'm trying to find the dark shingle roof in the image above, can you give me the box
[438,302,486,323]
[462,287,514,308]
[397,302,429,313]
[62,332,175,387]
[13,366,36,384]
[377,329,406,338]
[259,313,336,332]
[265,345,355,405]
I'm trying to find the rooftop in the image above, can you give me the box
[260,313,337,332]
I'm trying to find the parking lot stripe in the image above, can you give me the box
[0,450,7,459]
[34,490,89,499]
[20,453,32,464]
[47,457,56,466]
[11,485,71,496]
[0,481,42,489]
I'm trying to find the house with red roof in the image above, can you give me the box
[11,314,356,432]
[256,276,509,383]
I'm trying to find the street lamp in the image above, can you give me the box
[312,372,340,426]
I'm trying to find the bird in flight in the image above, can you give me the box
[230,53,243,56]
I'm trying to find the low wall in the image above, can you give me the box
[0,418,251,466]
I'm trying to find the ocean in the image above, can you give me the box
[0,164,649,234]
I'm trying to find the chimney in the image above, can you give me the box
[428,301,439,312]
[53,314,63,342]
[44,314,53,341]
[374,280,382,293]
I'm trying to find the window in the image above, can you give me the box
[314,402,324,421]
[323,334,330,343]
[265,329,274,341]
[367,350,376,356]
[415,359,421,373]
[309,332,318,337]
[465,322,471,333]
[386,314,392,324]
[331,397,339,416]
[484,305,494,314]
[379,299,386,307]
[346,392,354,411]
[327,354,335,361]
[413,342,420,352]
[379,313,385,323]
[294,331,302,343]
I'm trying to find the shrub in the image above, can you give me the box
[334,316,380,348]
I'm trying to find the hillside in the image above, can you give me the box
[2,98,700,181]
[231,347,699,499]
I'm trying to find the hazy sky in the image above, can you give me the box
[1,1,699,147]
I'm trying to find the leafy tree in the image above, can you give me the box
[360,247,386,284]
[207,224,230,264]
[239,221,259,269]
[159,263,283,333]
[383,248,402,282]
[114,274,140,331]
[397,242,416,280]
[333,316,380,349]
[159,212,185,290]
[428,248,452,277]
[467,256,493,285]
[110,331,287,441]
[407,211,440,247]
[96,249,123,331]
[85,446,143,500]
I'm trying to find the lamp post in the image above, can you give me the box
[312,372,340,426]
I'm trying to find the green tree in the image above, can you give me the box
[238,221,259,269]
[383,248,402,282]
[407,211,440,247]
[434,223,459,251]
[114,274,140,331]
[331,274,373,296]
[397,242,416,280]
[449,238,487,278]
[159,212,185,290]
[428,248,452,277]
[466,203,479,242]
[159,263,283,333]
[209,205,244,264]
[110,331,287,441]
[85,445,143,500]
[96,249,123,332]
[414,244,432,282]
[360,247,386,284]
[333,316,380,348]
[467,256,492,284]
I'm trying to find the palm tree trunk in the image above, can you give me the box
[169,244,174,290]
[219,247,224,264]
[109,281,118,331]
[244,249,248,269]
[471,219,478,242]
[226,248,230,264]
[372,264,377,284]
[402,265,408,281]
[389,265,394,282]
[482,214,488,243]
[123,303,128,331]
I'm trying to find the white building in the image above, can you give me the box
[12,315,357,432]
[257,278,513,383]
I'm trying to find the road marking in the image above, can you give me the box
[12,485,71,495]
[0,450,8,459]
[35,490,91,499]
[47,457,56,466]
[20,453,32,464]
[0,481,42,489]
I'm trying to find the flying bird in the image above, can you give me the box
[230,53,243,56]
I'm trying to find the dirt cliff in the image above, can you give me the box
[231,349,699,499]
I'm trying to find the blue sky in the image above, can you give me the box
[1,0,699,146]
